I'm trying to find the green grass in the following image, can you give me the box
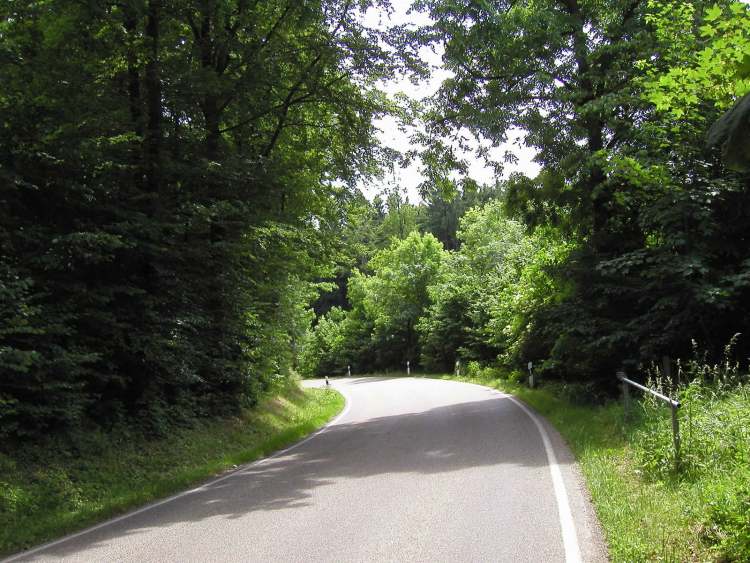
[421,370,749,562]
[0,383,344,558]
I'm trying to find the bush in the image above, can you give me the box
[465,360,482,378]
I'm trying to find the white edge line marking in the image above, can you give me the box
[431,377,582,562]
[505,395,583,563]
[3,382,352,563]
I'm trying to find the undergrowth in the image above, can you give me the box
[0,382,343,558]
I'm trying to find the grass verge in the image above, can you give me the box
[425,371,748,562]
[0,383,344,558]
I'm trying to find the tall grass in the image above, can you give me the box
[0,383,344,558]
[631,337,750,561]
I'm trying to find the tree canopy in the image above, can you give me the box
[0,0,400,441]
[2,0,749,443]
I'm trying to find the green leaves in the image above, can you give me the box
[415,199,572,371]
[642,0,750,115]
[362,231,446,358]
[302,230,447,374]
[408,0,750,383]
[705,4,723,21]
[0,0,400,443]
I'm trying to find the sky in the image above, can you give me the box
[361,2,541,203]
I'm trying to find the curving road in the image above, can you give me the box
[7,377,607,562]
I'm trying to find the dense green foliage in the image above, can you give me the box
[302,230,446,374]
[304,195,571,376]
[0,0,400,443]
[301,0,750,394]
[642,0,750,114]
[418,201,571,371]
[410,0,750,383]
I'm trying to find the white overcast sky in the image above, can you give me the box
[361,2,540,203]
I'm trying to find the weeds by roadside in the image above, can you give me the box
[631,338,750,561]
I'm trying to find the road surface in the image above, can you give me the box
[7,377,607,562]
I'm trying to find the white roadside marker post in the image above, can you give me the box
[325,375,330,387]
[347,365,351,377]
[406,360,410,376]
[528,361,534,388]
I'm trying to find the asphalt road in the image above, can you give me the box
[8,377,607,562]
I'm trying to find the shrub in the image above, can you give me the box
[465,361,482,378]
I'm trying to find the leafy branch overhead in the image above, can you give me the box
[0,0,406,441]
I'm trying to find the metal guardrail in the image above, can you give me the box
[617,371,682,469]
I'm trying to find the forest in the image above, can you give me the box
[2,0,749,443]
[303,0,750,386]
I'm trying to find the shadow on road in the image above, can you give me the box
[29,390,565,559]
[340,376,399,384]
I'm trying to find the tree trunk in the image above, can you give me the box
[563,0,608,252]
